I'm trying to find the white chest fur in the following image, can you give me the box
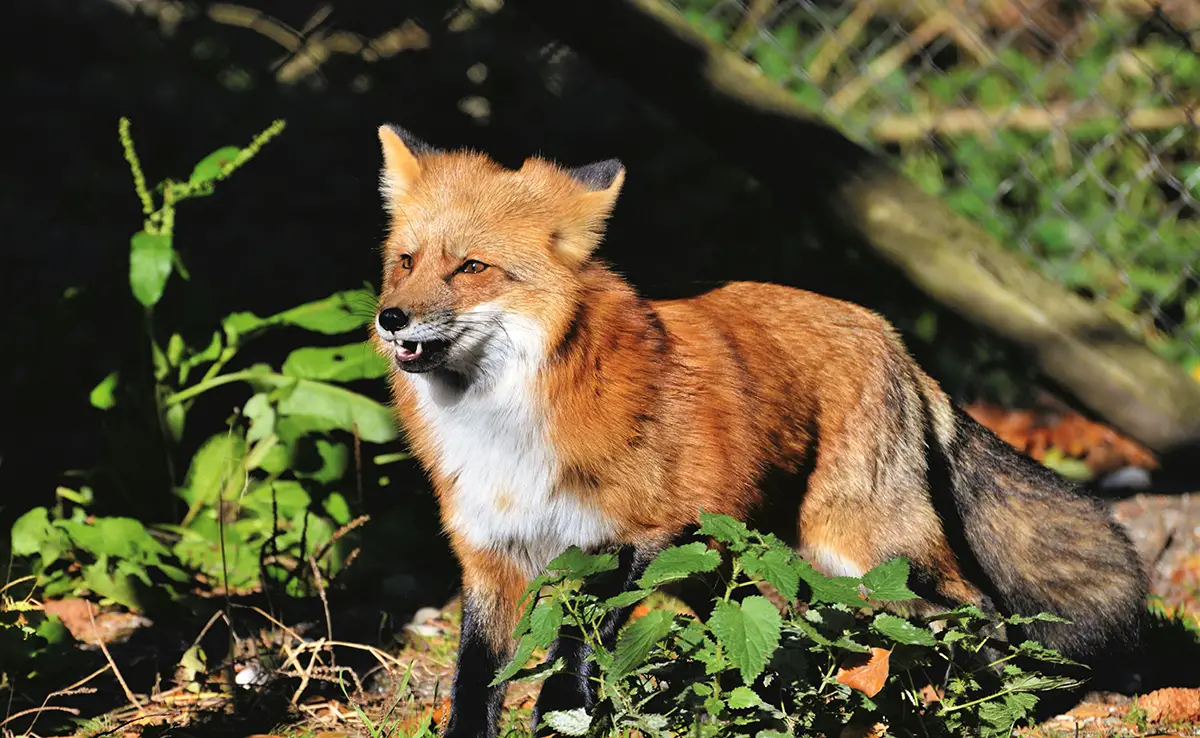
[407,313,616,576]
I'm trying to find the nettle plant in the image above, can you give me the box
[507,513,1081,738]
[10,119,397,609]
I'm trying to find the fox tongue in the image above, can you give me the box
[396,341,423,361]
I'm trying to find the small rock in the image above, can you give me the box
[411,606,443,626]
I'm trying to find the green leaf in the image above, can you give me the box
[540,708,591,736]
[82,561,142,610]
[273,378,398,444]
[546,547,618,578]
[179,431,246,507]
[707,596,782,684]
[129,231,174,308]
[294,438,349,484]
[604,590,653,609]
[872,613,936,646]
[323,492,352,526]
[698,512,750,551]
[798,561,869,607]
[637,542,721,588]
[610,609,674,677]
[224,289,375,338]
[165,403,187,442]
[726,685,765,710]
[189,146,240,185]
[282,343,388,382]
[243,393,275,443]
[90,372,119,410]
[861,558,918,602]
[11,508,53,557]
[529,600,564,649]
[490,633,538,686]
[740,547,801,601]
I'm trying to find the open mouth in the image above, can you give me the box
[393,338,451,372]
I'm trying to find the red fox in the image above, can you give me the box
[370,125,1147,737]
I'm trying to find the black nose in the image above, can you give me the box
[378,307,410,332]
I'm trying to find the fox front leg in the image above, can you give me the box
[531,544,661,736]
[442,594,511,738]
[443,548,529,738]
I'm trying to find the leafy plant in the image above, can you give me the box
[9,118,398,609]
[503,513,1081,737]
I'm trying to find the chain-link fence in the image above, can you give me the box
[671,0,1200,373]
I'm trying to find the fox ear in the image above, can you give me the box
[571,159,625,219]
[378,124,437,203]
[557,158,625,265]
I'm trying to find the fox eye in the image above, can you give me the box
[459,260,488,275]
[398,254,413,270]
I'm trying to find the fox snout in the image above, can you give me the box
[376,305,456,374]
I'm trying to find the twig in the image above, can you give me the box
[188,608,231,651]
[309,555,334,644]
[0,705,81,728]
[309,514,370,568]
[870,103,1196,141]
[88,606,146,715]
[828,11,953,113]
[4,664,111,734]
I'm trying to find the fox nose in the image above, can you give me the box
[377,307,410,333]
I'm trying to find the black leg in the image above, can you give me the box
[443,595,508,738]
[531,545,659,734]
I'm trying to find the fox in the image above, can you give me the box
[369,124,1148,737]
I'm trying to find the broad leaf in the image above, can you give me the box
[546,547,618,578]
[11,508,53,557]
[224,289,375,338]
[638,542,720,588]
[273,378,398,444]
[798,561,870,607]
[541,708,591,736]
[129,230,173,308]
[282,343,388,382]
[611,609,674,677]
[707,596,782,684]
[90,372,119,410]
[726,685,765,709]
[836,647,891,697]
[698,511,750,551]
[740,547,801,601]
[862,558,918,602]
[872,613,936,646]
[604,590,653,609]
[490,634,538,686]
[179,432,246,507]
[189,146,240,185]
[529,600,564,648]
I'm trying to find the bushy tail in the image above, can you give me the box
[931,401,1148,663]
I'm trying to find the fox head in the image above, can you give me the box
[373,124,624,380]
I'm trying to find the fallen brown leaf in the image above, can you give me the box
[42,599,152,646]
[1137,687,1200,724]
[836,647,891,698]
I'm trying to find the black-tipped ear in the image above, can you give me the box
[567,159,624,191]
[381,124,441,156]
